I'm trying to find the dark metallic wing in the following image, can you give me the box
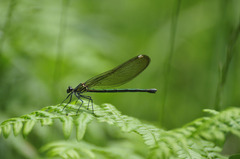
[84,55,150,88]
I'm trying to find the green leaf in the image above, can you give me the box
[75,112,93,141]
[2,124,12,138]
[40,118,53,126]
[23,120,36,138]
[61,116,73,139]
[65,149,80,159]
[13,121,23,136]
[203,109,219,115]
[1,103,240,158]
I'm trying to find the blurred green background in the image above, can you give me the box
[0,0,240,158]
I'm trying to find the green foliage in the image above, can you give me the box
[40,140,144,159]
[0,0,240,158]
[1,101,240,158]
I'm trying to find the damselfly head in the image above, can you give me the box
[67,86,74,93]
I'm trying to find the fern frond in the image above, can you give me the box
[0,102,94,139]
[40,140,144,159]
[1,102,240,158]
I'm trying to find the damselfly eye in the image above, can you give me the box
[67,86,73,93]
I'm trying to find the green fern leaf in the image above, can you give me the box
[75,112,93,141]
[40,118,53,126]
[60,116,74,139]
[23,120,36,138]
[1,102,240,158]
[40,140,143,159]
[2,124,11,138]
[13,121,23,136]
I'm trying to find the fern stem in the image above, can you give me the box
[160,0,181,125]
[214,18,240,110]
[0,0,17,54]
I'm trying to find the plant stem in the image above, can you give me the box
[214,19,240,110]
[160,0,181,125]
